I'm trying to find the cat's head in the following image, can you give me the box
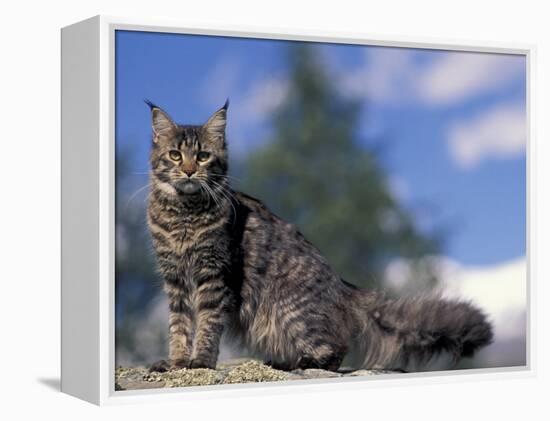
[147,101,229,200]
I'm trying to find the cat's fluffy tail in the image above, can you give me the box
[350,290,493,369]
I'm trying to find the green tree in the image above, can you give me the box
[243,44,441,291]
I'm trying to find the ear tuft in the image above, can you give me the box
[144,99,158,110]
[204,102,228,142]
[145,100,176,141]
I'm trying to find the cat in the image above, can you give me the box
[146,100,493,372]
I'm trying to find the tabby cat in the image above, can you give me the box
[146,101,493,372]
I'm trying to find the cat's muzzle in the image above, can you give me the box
[176,180,201,195]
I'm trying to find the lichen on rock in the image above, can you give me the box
[222,360,287,384]
[115,359,397,391]
[148,367,223,387]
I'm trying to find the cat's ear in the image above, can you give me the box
[145,100,176,142]
[203,99,229,144]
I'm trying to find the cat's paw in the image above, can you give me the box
[266,360,293,371]
[148,359,171,373]
[189,358,216,369]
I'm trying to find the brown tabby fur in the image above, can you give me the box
[146,101,493,372]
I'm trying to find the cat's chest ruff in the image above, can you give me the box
[171,224,206,255]
[161,209,226,255]
[159,210,229,288]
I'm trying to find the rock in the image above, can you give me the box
[344,369,399,377]
[287,368,343,380]
[115,359,398,391]
[115,367,166,390]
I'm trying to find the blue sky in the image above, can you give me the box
[115,30,526,267]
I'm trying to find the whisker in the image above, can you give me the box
[214,174,242,185]
[124,182,153,209]
[208,179,237,225]
[199,180,222,211]
[197,183,213,208]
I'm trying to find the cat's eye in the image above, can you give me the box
[196,151,211,163]
[168,150,182,161]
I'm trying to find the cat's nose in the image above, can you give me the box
[183,169,196,177]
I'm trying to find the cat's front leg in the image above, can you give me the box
[150,288,195,372]
[189,278,228,369]
[168,304,194,368]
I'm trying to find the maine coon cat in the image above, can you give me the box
[146,101,493,372]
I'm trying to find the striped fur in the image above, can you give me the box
[147,102,493,372]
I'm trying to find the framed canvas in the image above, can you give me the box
[61,15,533,405]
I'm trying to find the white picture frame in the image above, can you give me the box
[61,15,535,405]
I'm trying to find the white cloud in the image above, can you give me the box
[339,48,525,107]
[238,77,289,123]
[417,52,525,106]
[384,255,461,292]
[442,257,527,342]
[202,56,242,108]
[385,256,527,343]
[200,56,289,157]
[201,55,288,124]
[340,48,417,105]
[386,174,411,203]
[226,76,288,157]
[448,103,526,168]
[337,48,526,172]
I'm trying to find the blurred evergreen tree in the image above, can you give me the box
[243,44,441,291]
